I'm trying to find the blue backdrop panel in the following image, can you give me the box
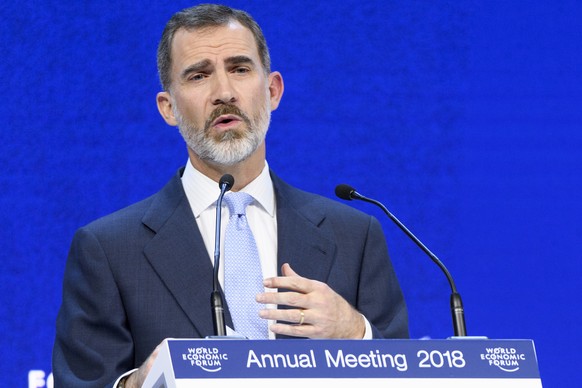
[1,1,580,387]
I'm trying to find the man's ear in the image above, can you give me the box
[268,71,284,111]
[156,91,178,126]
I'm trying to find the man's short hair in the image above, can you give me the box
[157,4,271,91]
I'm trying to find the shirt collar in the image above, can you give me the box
[181,159,275,217]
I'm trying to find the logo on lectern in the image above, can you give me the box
[181,346,229,372]
[479,347,526,372]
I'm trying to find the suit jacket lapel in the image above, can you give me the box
[141,171,227,336]
[272,173,337,283]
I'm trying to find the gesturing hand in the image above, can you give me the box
[257,263,365,339]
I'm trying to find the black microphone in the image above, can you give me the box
[335,184,467,337]
[211,174,235,337]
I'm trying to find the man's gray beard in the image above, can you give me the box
[174,104,270,166]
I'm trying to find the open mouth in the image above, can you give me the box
[212,114,241,127]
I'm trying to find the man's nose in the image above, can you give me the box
[211,72,237,105]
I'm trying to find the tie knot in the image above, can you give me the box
[224,192,254,216]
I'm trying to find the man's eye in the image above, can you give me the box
[234,67,250,74]
[189,74,205,81]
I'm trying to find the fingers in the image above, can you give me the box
[298,309,305,325]
[265,308,318,338]
[260,263,331,311]
[257,264,312,336]
[274,308,307,324]
[281,262,297,276]
[257,263,366,339]
[263,263,305,291]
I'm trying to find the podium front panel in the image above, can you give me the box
[145,338,542,387]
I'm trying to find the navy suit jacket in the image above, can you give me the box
[53,168,408,387]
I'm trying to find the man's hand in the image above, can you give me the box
[257,263,365,339]
[124,342,161,388]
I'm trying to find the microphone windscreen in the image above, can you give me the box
[219,174,235,191]
[335,184,356,200]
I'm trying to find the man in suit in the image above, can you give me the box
[53,4,408,387]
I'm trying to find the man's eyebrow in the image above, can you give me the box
[225,55,255,67]
[180,59,212,79]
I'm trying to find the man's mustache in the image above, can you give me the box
[204,104,252,132]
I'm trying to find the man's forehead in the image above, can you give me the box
[171,22,259,61]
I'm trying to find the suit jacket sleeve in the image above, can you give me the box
[358,215,409,339]
[53,226,135,388]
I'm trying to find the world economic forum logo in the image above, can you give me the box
[479,347,526,372]
[181,346,229,372]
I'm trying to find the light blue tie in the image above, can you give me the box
[223,192,268,339]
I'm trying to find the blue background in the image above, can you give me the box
[1,1,580,387]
